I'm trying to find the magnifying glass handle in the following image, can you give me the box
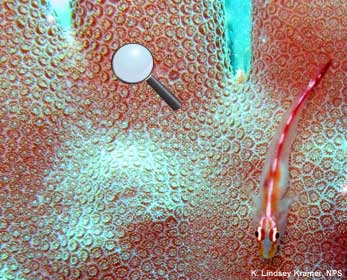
[146,76,181,110]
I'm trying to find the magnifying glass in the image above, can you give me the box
[111,43,181,110]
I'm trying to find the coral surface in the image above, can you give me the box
[0,0,346,279]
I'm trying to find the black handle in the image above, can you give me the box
[146,76,181,110]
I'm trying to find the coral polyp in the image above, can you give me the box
[0,0,346,279]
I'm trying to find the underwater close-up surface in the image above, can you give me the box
[0,0,346,279]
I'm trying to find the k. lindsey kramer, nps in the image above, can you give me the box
[251,269,343,278]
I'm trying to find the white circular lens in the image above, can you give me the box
[112,43,154,84]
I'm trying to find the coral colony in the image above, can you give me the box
[0,0,346,279]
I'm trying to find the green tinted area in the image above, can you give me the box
[224,0,252,74]
[49,0,72,30]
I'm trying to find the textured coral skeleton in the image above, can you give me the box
[0,0,346,279]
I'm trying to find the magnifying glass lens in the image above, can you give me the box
[112,43,181,110]
[112,44,153,84]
